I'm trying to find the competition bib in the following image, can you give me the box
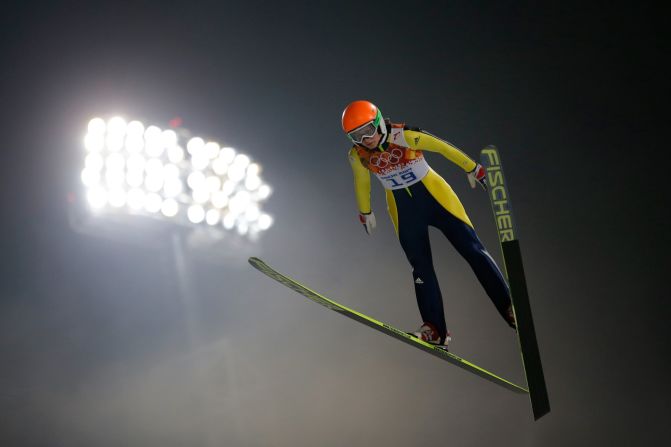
[372,149,430,190]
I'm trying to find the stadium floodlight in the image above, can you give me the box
[204,142,220,159]
[161,198,179,217]
[205,209,220,226]
[145,193,163,213]
[87,187,107,209]
[80,116,274,237]
[167,145,185,164]
[257,184,272,200]
[222,212,236,230]
[258,214,273,230]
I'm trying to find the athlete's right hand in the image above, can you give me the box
[467,163,487,191]
[359,211,376,235]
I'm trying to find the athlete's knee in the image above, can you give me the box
[408,257,435,278]
[457,243,493,271]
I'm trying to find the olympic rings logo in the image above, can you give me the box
[369,148,403,169]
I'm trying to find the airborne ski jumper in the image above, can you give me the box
[342,100,516,347]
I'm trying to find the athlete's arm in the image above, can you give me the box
[403,128,477,173]
[348,147,372,214]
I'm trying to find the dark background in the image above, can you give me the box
[0,1,667,446]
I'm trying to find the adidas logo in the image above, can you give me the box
[415,277,424,284]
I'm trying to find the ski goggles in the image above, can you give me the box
[347,114,382,144]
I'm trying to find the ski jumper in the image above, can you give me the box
[348,122,512,339]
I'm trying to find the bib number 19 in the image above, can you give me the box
[387,171,417,188]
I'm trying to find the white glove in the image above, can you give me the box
[358,211,376,235]
[467,163,487,191]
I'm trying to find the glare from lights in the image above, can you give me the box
[125,122,144,153]
[228,163,246,183]
[144,125,162,140]
[88,118,106,135]
[192,188,209,204]
[222,213,236,229]
[233,154,250,168]
[187,204,205,223]
[145,174,164,193]
[106,134,124,152]
[145,158,163,176]
[245,204,260,222]
[81,116,273,237]
[145,193,163,213]
[108,189,126,208]
[204,142,220,159]
[206,209,220,225]
[107,117,127,138]
[105,169,125,188]
[126,154,146,172]
[247,163,261,176]
[125,136,144,153]
[237,220,249,235]
[222,180,236,196]
[211,191,228,208]
[258,213,273,230]
[161,198,179,217]
[127,188,145,210]
[86,187,107,209]
[212,158,228,175]
[163,178,183,198]
[187,137,204,155]
[81,168,100,187]
[145,126,164,157]
[257,184,272,199]
[161,129,178,148]
[187,171,205,190]
[85,153,104,171]
[126,120,145,137]
[228,190,251,215]
[106,153,125,171]
[84,134,104,152]
[191,153,210,171]
[245,174,262,191]
[205,176,221,193]
[163,163,180,179]
[219,147,236,164]
[167,145,185,164]
[126,170,144,188]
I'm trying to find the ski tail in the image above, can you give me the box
[502,240,550,419]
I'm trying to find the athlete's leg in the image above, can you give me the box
[431,207,512,321]
[389,189,449,340]
[418,173,512,323]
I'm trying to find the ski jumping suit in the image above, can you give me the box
[348,122,512,339]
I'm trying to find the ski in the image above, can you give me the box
[248,256,528,394]
[480,145,551,420]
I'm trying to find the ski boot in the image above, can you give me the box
[409,322,451,350]
[505,304,517,330]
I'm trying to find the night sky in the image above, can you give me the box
[0,1,667,446]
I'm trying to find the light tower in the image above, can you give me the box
[74,115,274,241]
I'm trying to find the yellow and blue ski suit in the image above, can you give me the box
[348,121,511,339]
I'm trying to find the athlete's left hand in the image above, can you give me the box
[467,164,487,191]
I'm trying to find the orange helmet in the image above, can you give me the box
[341,100,387,145]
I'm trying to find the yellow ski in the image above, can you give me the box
[249,257,528,394]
